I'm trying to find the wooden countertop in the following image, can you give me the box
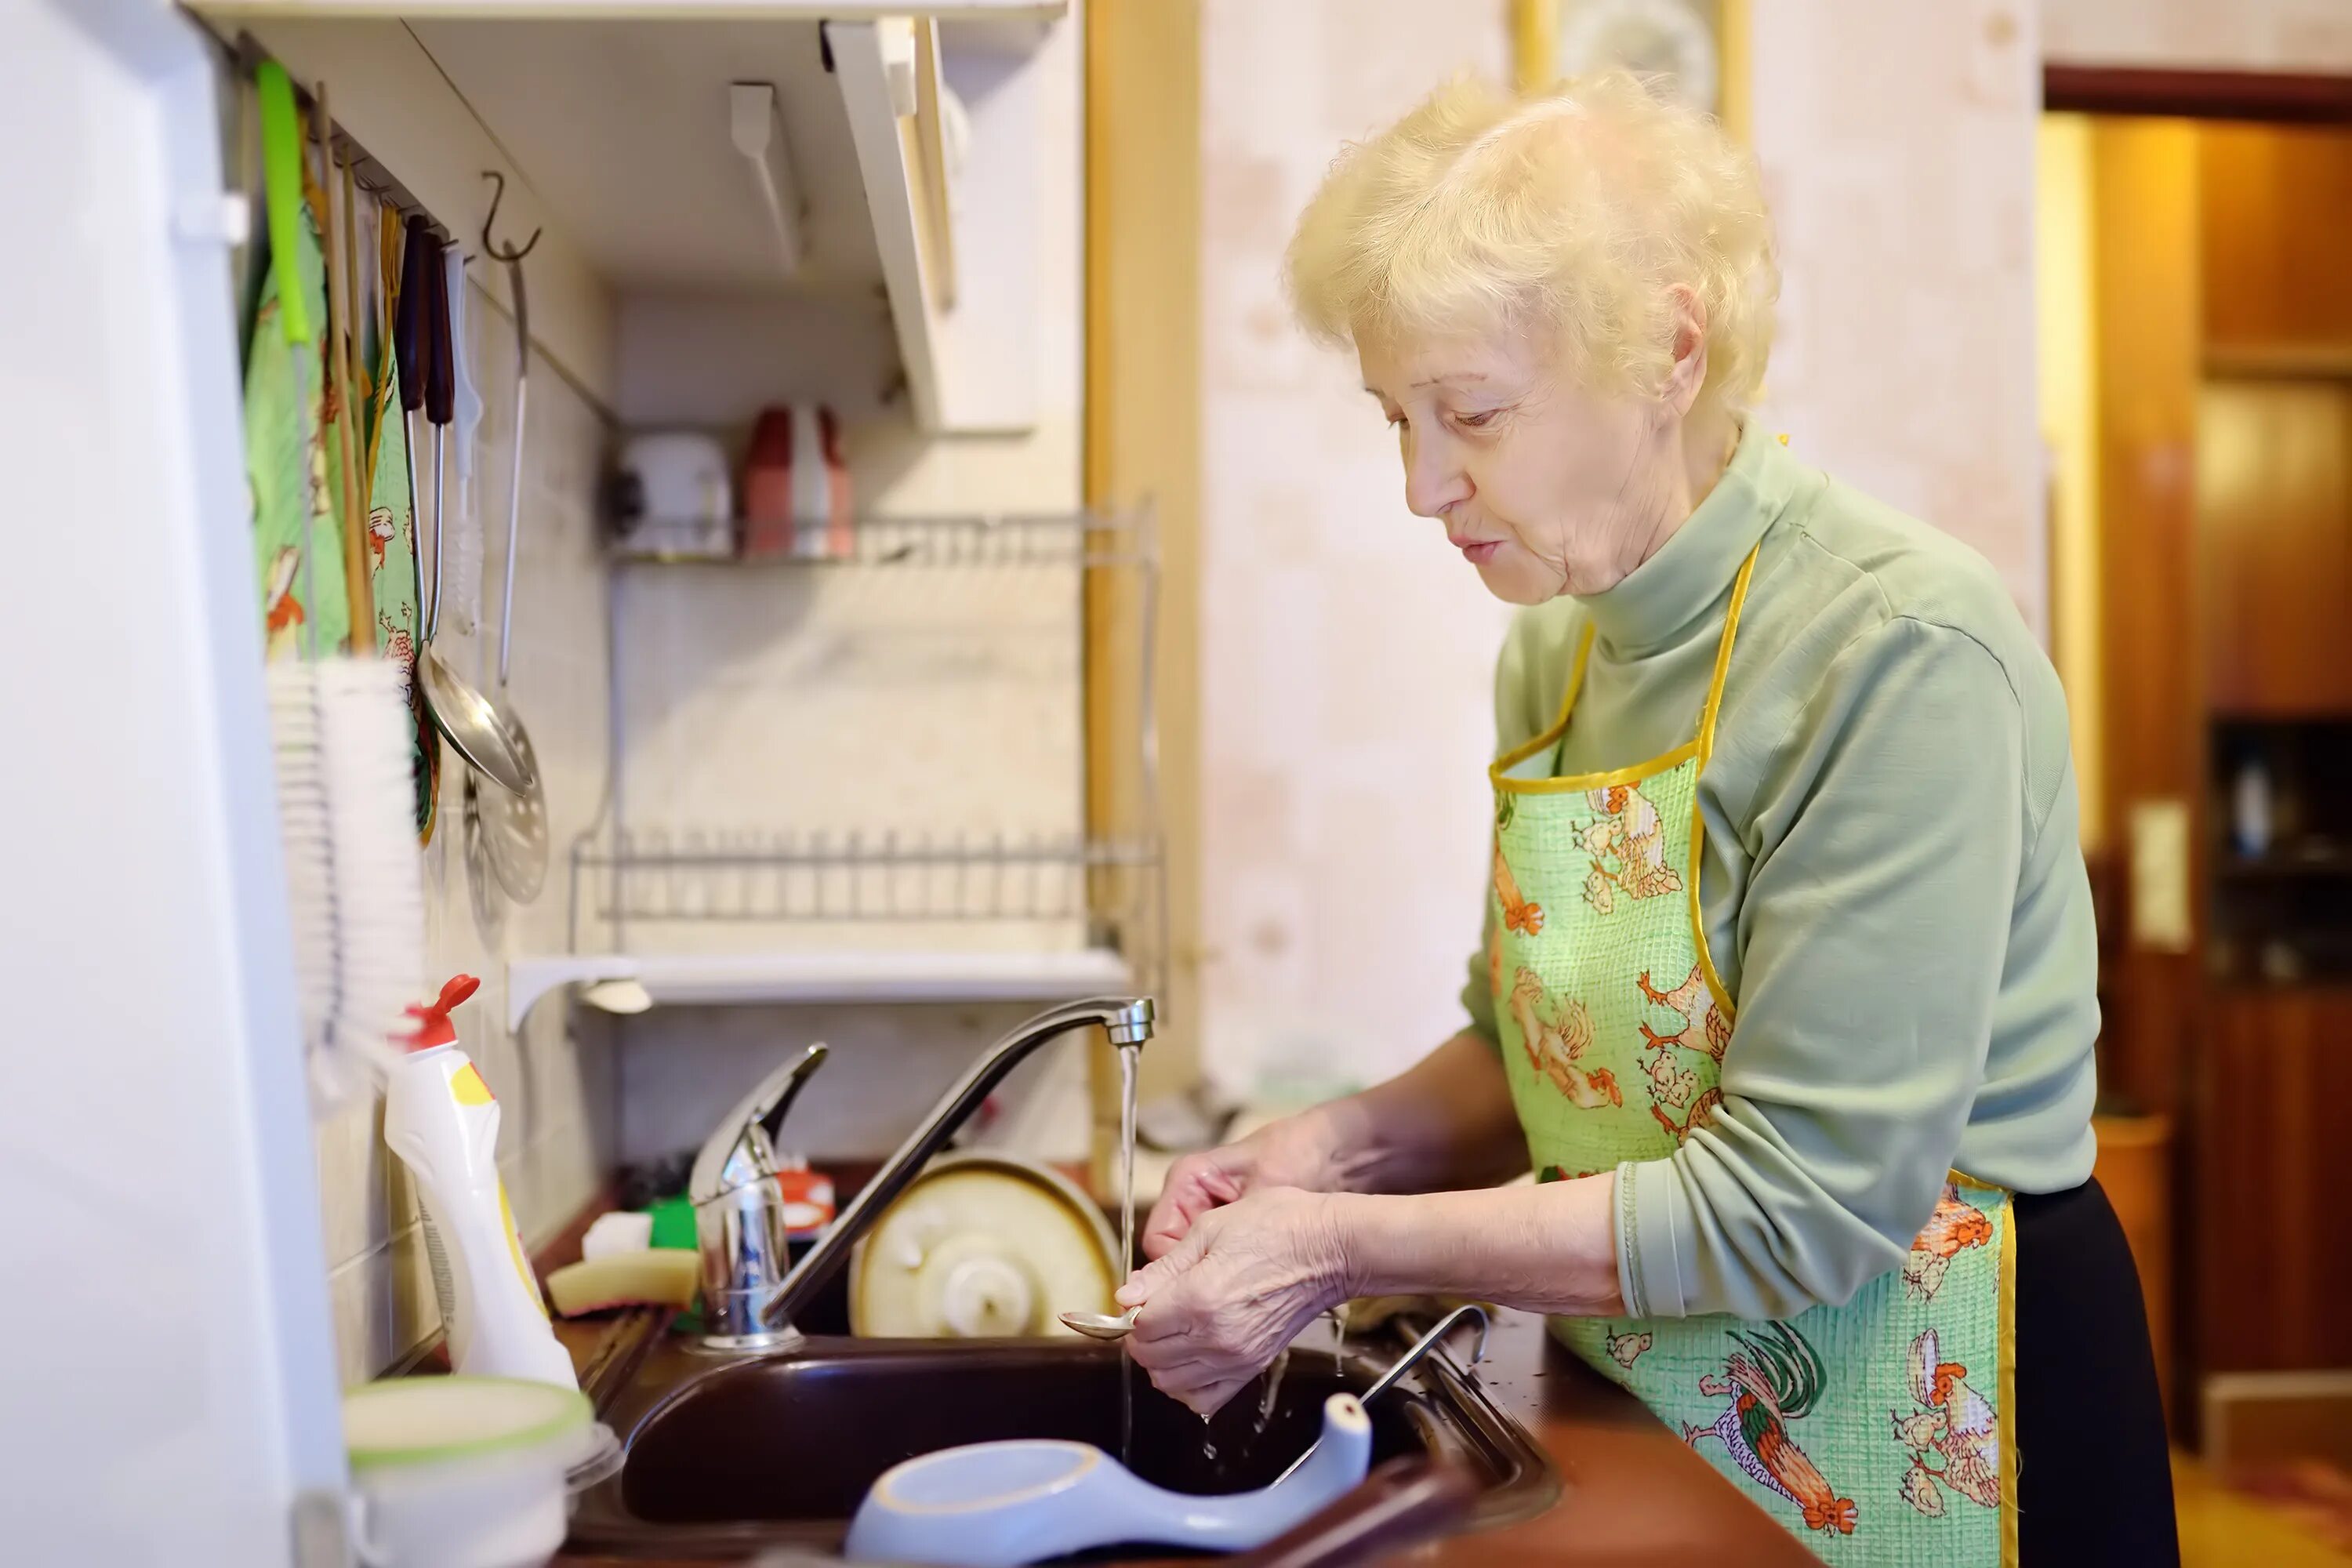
[550,1306,1815,1567]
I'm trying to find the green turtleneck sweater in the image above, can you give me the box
[1463,426,2100,1321]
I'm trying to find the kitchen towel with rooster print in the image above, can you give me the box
[1486,546,2016,1566]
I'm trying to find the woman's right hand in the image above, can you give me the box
[1141,1111,1347,1260]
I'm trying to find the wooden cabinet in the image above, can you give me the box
[2195,121,2352,718]
[2198,379,2352,716]
[2200,125,2352,358]
[2195,988,2352,1376]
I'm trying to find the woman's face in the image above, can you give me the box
[1358,328,1686,605]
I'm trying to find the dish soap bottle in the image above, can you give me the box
[384,975,576,1388]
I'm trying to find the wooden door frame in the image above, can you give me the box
[1083,0,1202,1187]
[2047,65,2352,125]
[2060,74,2352,1435]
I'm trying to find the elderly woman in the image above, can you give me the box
[1119,74,2174,1566]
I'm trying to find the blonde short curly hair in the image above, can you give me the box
[1285,72,1778,419]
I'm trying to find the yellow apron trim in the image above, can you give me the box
[1695,550,1759,764]
[1490,547,1761,798]
[1997,1188,2021,1568]
[1497,737,1700,795]
[1490,625,1598,780]
[1686,548,1759,1022]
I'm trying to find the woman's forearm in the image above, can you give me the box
[1327,1174,1626,1318]
[1307,1032,1530,1196]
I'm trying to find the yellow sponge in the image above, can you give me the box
[546,1249,700,1317]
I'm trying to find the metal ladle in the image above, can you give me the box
[397,216,535,801]
[475,176,549,902]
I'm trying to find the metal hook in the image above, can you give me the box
[480,169,543,262]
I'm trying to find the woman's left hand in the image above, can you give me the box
[1115,1186,1353,1417]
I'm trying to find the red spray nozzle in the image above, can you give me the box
[401,975,481,1051]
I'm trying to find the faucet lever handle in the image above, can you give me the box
[690,1043,828,1206]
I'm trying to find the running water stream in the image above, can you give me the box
[1116,1040,1141,1465]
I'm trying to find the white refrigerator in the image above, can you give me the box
[0,2,347,1564]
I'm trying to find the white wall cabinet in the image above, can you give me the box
[201,1,1066,434]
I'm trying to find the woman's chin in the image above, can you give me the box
[1474,555,1565,607]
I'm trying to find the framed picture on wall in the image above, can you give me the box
[1512,0,1739,122]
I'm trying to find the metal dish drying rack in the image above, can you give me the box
[513,508,1163,1028]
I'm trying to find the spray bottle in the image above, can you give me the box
[384,975,576,1388]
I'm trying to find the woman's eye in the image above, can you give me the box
[1455,409,1499,430]
[1385,412,1406,430]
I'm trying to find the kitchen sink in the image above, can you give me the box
[567,1307,1558,1560]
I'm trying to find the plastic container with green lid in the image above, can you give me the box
[343,1377,615,1568]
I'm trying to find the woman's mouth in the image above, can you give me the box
[1455,539,1502,564]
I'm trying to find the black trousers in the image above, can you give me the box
[2013,1177,2179,1565]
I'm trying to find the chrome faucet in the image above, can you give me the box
[690,996,1156,1352]
[690,1042,829,1351]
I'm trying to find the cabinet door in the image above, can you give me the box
[2198,379,2352,716]
[2197,989,2352,1374]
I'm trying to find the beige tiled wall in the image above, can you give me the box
[615,1002,1094,1171]
[1195,0,1517,1099]
[2043,0,2352,71]
[312,273,616,1386]
[1748,0,2045,632]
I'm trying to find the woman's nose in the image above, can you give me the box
[1402,432,1472,519]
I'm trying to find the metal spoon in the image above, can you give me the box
[1272,1305,1490,1484]
[1059,1306,1140,1341]
[401,218,535,801]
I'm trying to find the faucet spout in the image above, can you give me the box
[759,996,1156,1340]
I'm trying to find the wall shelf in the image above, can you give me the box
[510,946,1131,1029]
[572,497,1164,1014]
[572,829,1160,930]
[2204,343,2352,380]
[609,510,1150,568]
[2213,849,2352,880]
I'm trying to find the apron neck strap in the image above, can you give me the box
[1555,543,1762,757]
[1697,545,1762,764]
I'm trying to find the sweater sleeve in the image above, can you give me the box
[1617,616,2027,1320]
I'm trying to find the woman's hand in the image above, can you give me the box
[1141,1112,1347,1261]
[1122,1179,1625,1417]
[1116,1186,1353,1417]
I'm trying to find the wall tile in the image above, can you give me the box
[616,1001,1091,1168]
[2044,0,2352,71]
[314,271,615,1378]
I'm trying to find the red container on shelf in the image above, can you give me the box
[741,404,851,559]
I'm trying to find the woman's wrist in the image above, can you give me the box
[1244,1098,1374,1195]
[1319,1176,1627,1317]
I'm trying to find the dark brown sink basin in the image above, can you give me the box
[568,1318,1556,1561]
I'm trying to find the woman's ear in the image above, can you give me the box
[1662,283,1709,417]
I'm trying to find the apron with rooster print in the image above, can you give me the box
[1487,547,2017,1566]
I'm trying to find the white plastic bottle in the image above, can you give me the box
[383,975,576,1389]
